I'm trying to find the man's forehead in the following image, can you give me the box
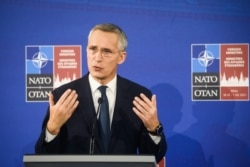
[88,30,119,48]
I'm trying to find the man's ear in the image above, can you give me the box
[118,51,127,65]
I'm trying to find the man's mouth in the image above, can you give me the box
[93,66,102,71]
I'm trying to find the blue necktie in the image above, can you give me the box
[98,86,110,153]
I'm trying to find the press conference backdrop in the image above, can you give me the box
[1,0,250,167]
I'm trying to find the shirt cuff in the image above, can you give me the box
[45,128,57,142]
[149,133,161,144]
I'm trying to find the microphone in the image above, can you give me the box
[89,97,103,154]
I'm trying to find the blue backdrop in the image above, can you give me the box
[1,0,250,166]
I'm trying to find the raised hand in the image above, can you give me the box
[47,89,79,135]
[132,93,160,131]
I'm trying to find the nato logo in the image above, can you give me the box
[191,44,220,100]
[26,46,54,102]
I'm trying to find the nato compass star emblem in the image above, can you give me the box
[197,50,215,72]
[32,51,48,70]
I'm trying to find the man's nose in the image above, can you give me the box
[95,50,103,60]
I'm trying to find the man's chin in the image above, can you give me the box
[90,72,105,80]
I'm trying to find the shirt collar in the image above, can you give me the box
[88,74,117,93]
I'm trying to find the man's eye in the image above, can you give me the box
[103,49,112,54]
[89,47,97,51]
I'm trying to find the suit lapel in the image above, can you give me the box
[109,76,132,152]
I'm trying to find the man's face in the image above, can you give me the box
[87,30,126,84]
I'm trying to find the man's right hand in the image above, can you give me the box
[46,89,79,135]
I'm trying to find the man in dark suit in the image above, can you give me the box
[35,23,167,162]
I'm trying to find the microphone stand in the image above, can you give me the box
[89,97,102,155]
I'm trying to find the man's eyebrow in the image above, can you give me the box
[88,45,114,51]
[102,48,112,51]
[88,45,97,47]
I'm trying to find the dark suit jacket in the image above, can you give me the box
[35,74,167,162]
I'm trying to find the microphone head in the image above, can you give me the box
[98,97,103,104]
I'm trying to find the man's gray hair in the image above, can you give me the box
[88,23,128,51]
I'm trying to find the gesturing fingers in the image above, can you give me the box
[133,93,152,120]
[50,89,79,117]
[133,93,153,113]
[133,97,146,114]
[57,89,74,106]
[65,90,79,114]
[48,89,79,133]
[132,93,159,130]
[138,93,152,107]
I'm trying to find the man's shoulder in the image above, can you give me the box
[117,75,151,95]
[117,75,142,86]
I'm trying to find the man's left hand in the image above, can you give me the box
[133,93,160,131]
